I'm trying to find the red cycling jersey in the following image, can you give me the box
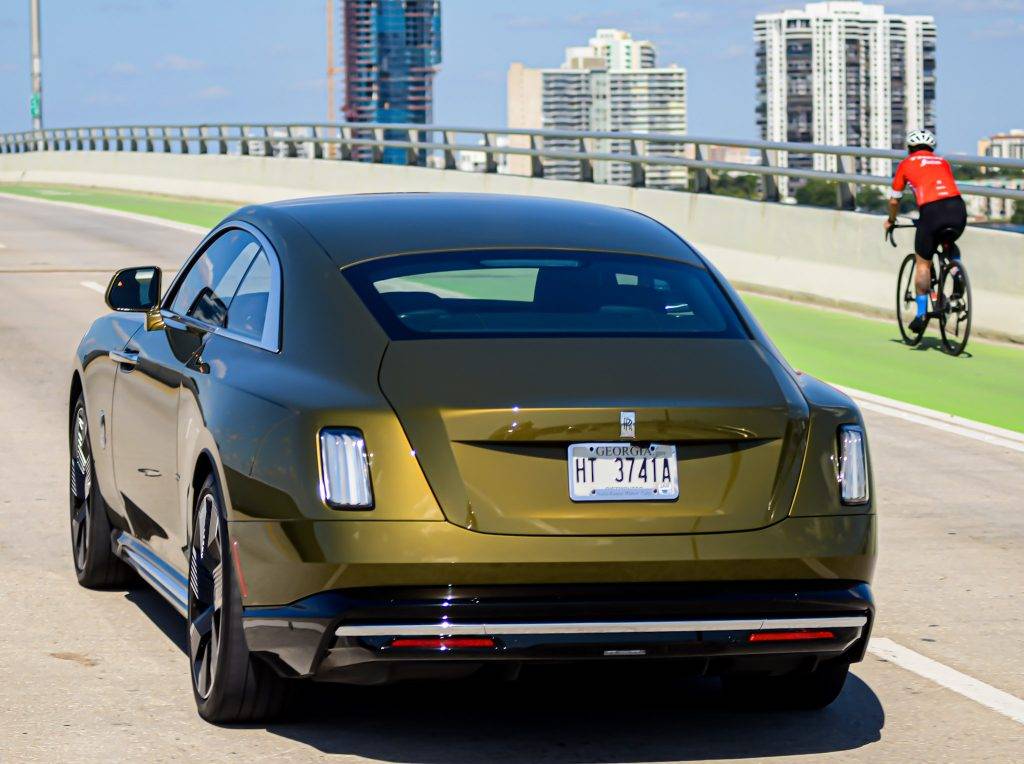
[890,150,961,207]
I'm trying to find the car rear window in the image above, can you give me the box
[344,250,748,340]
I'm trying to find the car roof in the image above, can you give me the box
[256,193,702,268]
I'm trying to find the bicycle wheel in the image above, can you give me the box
[939,259,972,356]
[896,253,924,345]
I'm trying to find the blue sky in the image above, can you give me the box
[0,1,1021,152]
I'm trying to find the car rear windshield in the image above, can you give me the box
[344,250,748,340]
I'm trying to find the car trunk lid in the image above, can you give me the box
[378,338,808,536]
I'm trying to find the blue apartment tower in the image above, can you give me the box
[342,0,442,163]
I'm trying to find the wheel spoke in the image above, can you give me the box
[192,563,215,610]
[192,604,214,637]
[196,640,211,697]
[189,619,205,656]
[210,611,221,668]
[75,521,88,568]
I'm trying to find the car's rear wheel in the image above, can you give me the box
[188,473,290,723]
[69,393,134,588]
[721,660,850,711]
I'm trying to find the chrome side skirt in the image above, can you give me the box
[335,615,867,638]
[112,531,188,617]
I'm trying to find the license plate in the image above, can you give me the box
[567,443,679,502]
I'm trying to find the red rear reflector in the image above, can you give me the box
[389,637,495,649]
[749,630,834,643]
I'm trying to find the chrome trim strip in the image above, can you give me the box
[112,531,188,617]
[335,616,868,638]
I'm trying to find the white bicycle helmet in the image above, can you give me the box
[906,129,936,150]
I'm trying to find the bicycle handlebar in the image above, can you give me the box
[885,219,917,248]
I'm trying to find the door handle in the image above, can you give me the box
[110,349,140,368]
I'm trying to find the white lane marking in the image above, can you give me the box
[80,281,106,294]
[869,637,1024,725]
[0,191,208,235]
[840,385,1024,454]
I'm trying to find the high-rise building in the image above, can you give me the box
[755,2,936,181]
[340,0,442,162]
[565,29,657,72]
[590,69,688,187]
[978,130,1024,163]
[507,30,687,189]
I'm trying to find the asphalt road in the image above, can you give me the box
[1,195,1021,763]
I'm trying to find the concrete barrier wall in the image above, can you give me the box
[3,151,1022,341]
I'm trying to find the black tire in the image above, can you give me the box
[938,259,972,356]
[721,660,850,711]
[895,253,925,345]
[69,393,135,588]
[188,474,290,723]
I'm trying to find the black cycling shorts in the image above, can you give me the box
[915,196,967,259]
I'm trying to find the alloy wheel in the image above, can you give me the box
[70,406,93,572]
[188,493,224,700]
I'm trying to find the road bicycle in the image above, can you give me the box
[887,219,972,356]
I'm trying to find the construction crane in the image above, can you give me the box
[326,0,342,122]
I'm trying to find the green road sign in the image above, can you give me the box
[30,93,41,119]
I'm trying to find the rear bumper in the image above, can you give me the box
[229,514,876,606]
[242,581,874,683]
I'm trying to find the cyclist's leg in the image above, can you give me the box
[947,196,968,263]
[912,220,937,321]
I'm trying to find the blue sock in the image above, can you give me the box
[915,294,928,317]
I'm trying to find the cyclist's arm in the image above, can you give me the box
[886,196,900,226]
[886,160,908,227]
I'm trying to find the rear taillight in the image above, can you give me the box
[318,428,374,508]
[749,630,835,643]
[389,637,495,650]
[837,425,869,505]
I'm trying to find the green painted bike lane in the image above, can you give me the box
[0,183,235,228]
[3,183,1022,433]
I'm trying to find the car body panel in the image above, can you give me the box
[110,317,192,562]
[76,313,144,519]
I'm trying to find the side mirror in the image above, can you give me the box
[106,267,162,313]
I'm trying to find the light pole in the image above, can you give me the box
[30,0,43,130]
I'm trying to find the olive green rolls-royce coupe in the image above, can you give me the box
[69,193,875,722]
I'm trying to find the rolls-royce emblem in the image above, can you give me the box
[620,411,636,439]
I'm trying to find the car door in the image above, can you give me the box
[111,229,262,568]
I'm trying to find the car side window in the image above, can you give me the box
[226,250,273,342]
[170,230,261,327]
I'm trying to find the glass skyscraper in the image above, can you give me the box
[341,0,442,163]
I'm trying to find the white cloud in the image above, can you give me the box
[497,14,554,31]
[196,85,229,100]
[971,20,1024,38]
[155,54,204,72]
[110,62,139,76]
[671,11,712,23]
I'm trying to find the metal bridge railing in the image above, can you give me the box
[2,122,1023,209]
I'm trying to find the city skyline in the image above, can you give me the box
[0,0,1020,153]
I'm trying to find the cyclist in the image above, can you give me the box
[884,129,968,333]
